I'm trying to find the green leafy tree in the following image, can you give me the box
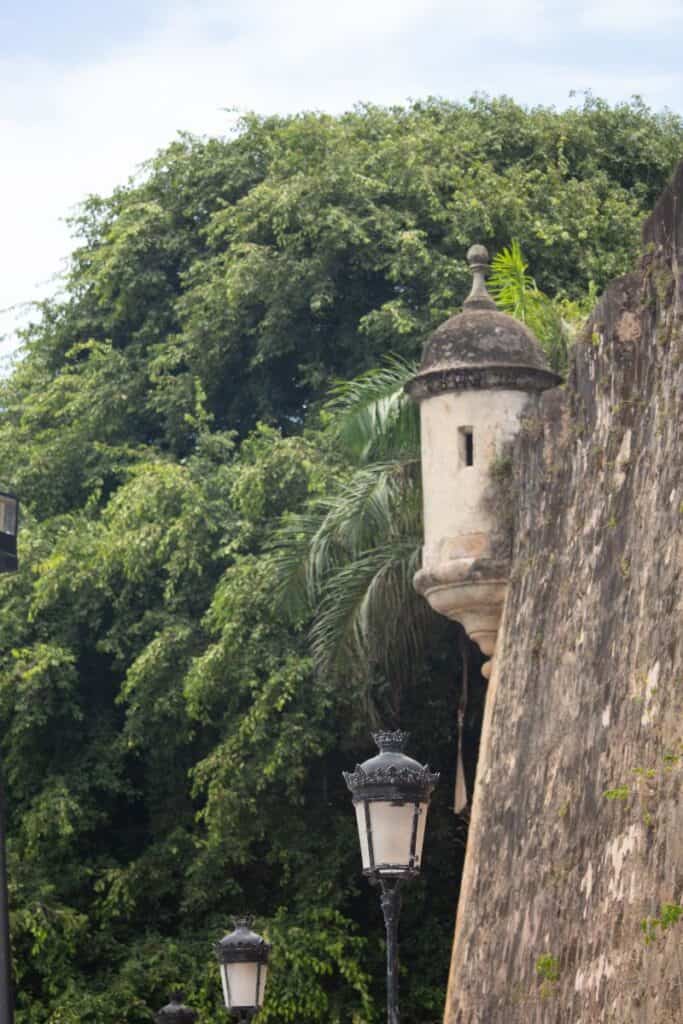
[0,95,680,1021]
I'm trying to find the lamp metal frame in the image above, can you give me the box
[215,917,270,1020]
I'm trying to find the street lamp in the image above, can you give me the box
[343,731,439,1024]
[154,992,198,1023]
[0,491,18,1024]
[215,917,270,1022]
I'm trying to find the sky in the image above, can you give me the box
[1,0,682,364]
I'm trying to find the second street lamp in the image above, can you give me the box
[344,731,439,1024]
[154,992,198,1023]
[215,917,270,1022]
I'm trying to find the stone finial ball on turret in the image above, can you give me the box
[466,243,489,263]
[406,244,561,666]
[462,245,495,311]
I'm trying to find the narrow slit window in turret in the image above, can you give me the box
[460,427,474,467]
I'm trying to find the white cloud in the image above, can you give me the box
[582,0,683,32]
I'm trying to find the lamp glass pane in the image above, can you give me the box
[257,965,268,1007]
[368,800,415,871]
[0,497,17,537]
[354,802,371,870]
[220,963,230,1009]
[413,802,429,867]
[225,961,260,1008]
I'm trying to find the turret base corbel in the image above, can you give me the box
[413,557,508,675]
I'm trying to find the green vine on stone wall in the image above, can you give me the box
[535,954,561,1000]
[641,904,683,944]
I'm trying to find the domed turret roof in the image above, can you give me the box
[405,245,562,400]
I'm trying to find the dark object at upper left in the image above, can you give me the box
[0,492,18,573]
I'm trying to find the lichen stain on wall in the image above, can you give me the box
[445,161,683,1023]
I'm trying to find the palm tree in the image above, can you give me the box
[273,356,434,725]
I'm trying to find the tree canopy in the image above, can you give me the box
[0,95,680,1022]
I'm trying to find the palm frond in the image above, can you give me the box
[488,240,537,321]
[324,356,419,464]
[269,508,332,617]
[272,458,420,612]
[489,240,569,373]
[271,354,431,719]
[320,460,418,549]
[310,537,424,676]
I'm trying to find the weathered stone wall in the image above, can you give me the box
[445,162,682,1023]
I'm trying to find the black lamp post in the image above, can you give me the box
[0,492,18,1024]
[154,992,198,1023]
[343,731,439,1024]
[215,918,271,1022]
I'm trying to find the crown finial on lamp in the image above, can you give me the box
[232,914,254,930]
[154,992,198,1024]
[463,244,496,310]
[372,729,409,754]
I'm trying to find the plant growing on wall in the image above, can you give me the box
[535,953,561,1000]
[488,241,574,373]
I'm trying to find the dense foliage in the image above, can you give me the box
[0,95,680,1022]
